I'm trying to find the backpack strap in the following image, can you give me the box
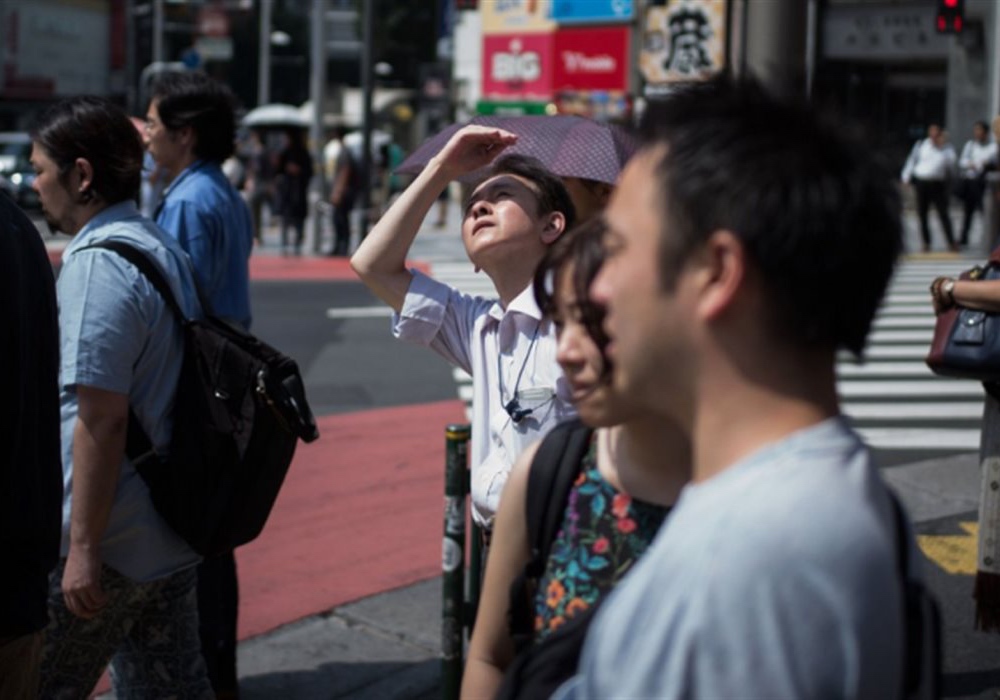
[79,240,186,467]
[83,240,188,322]
[887,490,942,699]
[508,419,594,651]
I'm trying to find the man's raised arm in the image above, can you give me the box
[350,126,516,312]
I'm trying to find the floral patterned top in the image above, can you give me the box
[533,435,670,641]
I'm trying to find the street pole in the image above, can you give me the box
[360,0,374,238]
[153,0,164,66]
[126,0,138,114]
[310,0,327,253]
[743,0,808,99]
[258,0,273,106]
[805,0,819,100]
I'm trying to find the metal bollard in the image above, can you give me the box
[442,423,471,700]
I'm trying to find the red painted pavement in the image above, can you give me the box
[234,399,467,639]
[46,247,429,281]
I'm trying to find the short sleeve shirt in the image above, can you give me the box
[58,201,203,582]
[557,418,910,699]
[393,270,576,527]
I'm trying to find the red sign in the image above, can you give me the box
[482,33,554,100]
[552,26,630,92]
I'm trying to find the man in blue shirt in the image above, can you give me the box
[146,71,252,698]
[147,71,253,329]
[31,96,211,698]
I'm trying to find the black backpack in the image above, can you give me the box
[888,491,942,700]
[88,241,319,557]
[497,418,593,700]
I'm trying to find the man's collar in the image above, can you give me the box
[487,282,543,322]
[66,200,140,253]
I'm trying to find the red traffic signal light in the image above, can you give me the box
[936,0,964,34]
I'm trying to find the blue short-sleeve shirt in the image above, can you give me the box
[58,201,203,582]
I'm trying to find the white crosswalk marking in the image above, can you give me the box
[429,257,985,455]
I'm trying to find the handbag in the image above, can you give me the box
[926,248,1000,381]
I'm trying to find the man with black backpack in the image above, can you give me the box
[32,97,212,697]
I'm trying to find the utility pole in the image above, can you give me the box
[360,0,374,238]
[153,0,165,65]
[741,0,809,99]
[258,0,273,106]
[310,0,327,252]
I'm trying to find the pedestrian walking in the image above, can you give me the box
[0,189,62,700]
[462,218,689,700]
[31,96,211,699]
[352,126,578,537]
[276,128,313,255]
[563,75,919,699]
[245,129,273,244]
[328,126,359,256]
[956,120,999,246]
[147,70,254,698]
[902,123,959,252]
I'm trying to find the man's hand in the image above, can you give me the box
[62,545,108,619]
[430,126,518,181]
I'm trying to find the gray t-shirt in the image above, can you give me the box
[557,417,910,700]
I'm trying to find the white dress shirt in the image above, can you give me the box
[393,270,576,527]
[959,140,998,178]
[901,138,956,182]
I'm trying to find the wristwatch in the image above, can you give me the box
[942,279,956,306]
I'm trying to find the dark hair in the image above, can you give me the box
[150,71,237,163]
[638,74,902,358]
[533,217,611,378]
[490,153,577,231]
[975,120,990,132]
[31,96,142,205]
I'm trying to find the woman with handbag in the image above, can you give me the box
[931,273,1000,631]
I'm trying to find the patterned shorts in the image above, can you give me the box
[39,560,213,700]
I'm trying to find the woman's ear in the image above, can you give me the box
[540,211,567,245]
[75,157,96,202]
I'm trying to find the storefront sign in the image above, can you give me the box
[477,100,552,115]
[553,26,629,92]
[823,5,949,61]
[482,0,555,35]
[483,33,554,99]
[639,0,727,88]
[551,0,633,24]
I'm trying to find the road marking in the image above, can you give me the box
[839,380,984,398]
[842,401,983,420]
[325,306,395,319]
[857,427,979,449]
[837,361,939,378]
[918,522,978,576]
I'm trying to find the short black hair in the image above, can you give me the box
[31,96,142,205]
[490,153,577,231]
[534,216,611,378]
[150,71,237,163]
[639,74,902,358]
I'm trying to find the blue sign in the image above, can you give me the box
[551,0,634,24]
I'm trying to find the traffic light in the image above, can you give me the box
[935,0,965,34]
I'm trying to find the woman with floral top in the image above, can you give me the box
[461,218,691,699]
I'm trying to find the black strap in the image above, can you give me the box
[526,419,594,577]
[508,419,592,652]
[79,240,185,465]
[83,240,188,322]
[887,490,942,700]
